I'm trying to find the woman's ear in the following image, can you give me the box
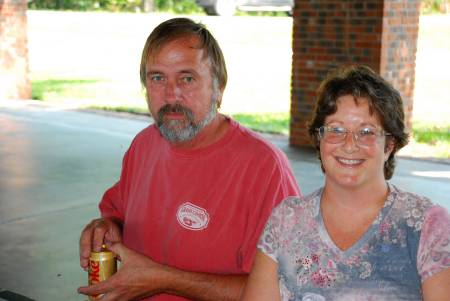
[384,138,395,160]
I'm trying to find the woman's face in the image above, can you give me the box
[320,95,393,189]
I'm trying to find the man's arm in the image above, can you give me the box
[78,242,247,301]
[164,266,247,301]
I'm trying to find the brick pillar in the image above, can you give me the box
[0,0,31,100]
[290,0,420,146]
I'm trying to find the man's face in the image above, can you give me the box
[145,36,219,143]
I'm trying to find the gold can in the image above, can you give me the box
[88,245,117,301]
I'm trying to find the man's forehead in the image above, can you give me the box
[147,35,206,63]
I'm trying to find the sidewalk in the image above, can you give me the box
[0,101,449,300]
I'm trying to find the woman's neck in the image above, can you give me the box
[322,179,389,213]
[320,180,390,251]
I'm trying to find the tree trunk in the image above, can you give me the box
[141,0,154,12]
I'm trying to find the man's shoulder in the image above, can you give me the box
[126,124,163,153]
[231,119,286,158]
[132,124,159,141]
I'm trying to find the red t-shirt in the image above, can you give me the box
[99,118,301,300]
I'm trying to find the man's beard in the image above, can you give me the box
[156,99,217,143]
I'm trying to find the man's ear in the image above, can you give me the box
[215,90,223,109]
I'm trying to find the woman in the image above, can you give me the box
[241,65,450,301]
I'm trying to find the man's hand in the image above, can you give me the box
[79,242,247,301]
[79,217,123,271]
[78,243,166,300]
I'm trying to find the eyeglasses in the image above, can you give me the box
[317,125,391,147]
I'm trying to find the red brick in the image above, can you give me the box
[0,0,30,99]
[290,0,419,147]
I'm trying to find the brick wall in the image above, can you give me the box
[380,0,420,131]
[0,0,31,100]
[290,0,420,146]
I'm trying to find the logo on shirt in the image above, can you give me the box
[176,202,210,231]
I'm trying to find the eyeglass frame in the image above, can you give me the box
[316,125,392,147]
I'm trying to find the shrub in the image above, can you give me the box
[421,0,450,14]
[28,0,202,13]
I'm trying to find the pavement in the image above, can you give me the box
[0,100,449,300]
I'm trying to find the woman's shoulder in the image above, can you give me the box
[389,184,435,209]
[388,183,448,231]
[389,183,433,203]
[272,188,323,219]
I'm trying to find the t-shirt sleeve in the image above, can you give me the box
[98,149,132,222]
[239,151,300,272]
[256,200,289,263]
[417,205,450,281]
[99,181,125,220]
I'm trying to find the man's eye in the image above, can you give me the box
[150,75,164,82]
[181,76,194,83]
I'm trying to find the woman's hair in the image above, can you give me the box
[139,18,227,107]
[307,65,409,179]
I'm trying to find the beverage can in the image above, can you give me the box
[88,244,117,300]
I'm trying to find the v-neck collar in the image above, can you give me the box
[315,183,396,259]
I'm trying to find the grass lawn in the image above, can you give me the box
[31,72,450,159]
[27,11,449,159]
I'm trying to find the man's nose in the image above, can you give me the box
[165,80,181,103]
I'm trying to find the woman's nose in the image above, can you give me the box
[342,131,359,152]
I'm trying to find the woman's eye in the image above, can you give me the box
[359,128,376,136]
[330,127,346,134]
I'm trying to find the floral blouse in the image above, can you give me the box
[258,183,450,301]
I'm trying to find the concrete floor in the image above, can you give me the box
[0,101,449,300]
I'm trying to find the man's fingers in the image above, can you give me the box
[80,258,89,270]
[79,218,122,269]
[106,242,121,254]
[79,222,95,268]
[95,289,121,301]
[93,225,107,251]
[105,230,121,244]
[78,279,110,296]
[106,242,126,262]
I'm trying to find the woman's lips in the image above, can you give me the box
[336,157,364,166]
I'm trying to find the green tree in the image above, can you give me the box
[421,0,449,14]
[141,0,155,12]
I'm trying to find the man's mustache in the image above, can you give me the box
[157,104,194,122]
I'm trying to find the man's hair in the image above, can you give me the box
[307,65,409,180]
[139,18,227,107]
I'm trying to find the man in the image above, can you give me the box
[78,17,300,301]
